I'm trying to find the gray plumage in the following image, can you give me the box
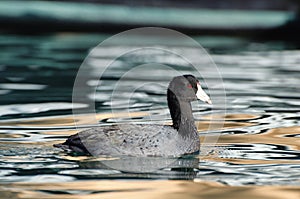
[54,75,211,157]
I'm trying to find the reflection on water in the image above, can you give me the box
[1,180,300,199]
[0,33,299,198]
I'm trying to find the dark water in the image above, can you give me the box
[0,33,299,198]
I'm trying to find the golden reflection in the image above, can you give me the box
[212,126,300,150]
[200,126,300,165]
[39,129,79,136]
[202,113,260,121]
[0,112,149,127]
[1,180,300,199]
[197,113,259,131]
[58,155,91,161]
[196,121,254,132]
[0,134,25,138]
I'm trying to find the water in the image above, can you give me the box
[0,33,299,198]
[0,1,293,29]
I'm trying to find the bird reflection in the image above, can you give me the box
[78,155,199,180]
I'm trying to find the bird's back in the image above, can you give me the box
[54,124,200,157]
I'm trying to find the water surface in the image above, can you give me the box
[0,33,299,198]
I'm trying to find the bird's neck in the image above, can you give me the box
[167,91,197,137]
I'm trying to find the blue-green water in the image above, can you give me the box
[0,33,299,198]
[0,1,293,29]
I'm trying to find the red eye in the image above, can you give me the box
[187,84,192,89]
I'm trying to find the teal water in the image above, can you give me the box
[0,33,299,198]
[0,1,293,29]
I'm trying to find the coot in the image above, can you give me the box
[54,75,211,157]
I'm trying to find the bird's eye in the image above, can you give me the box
[187,84,193,89]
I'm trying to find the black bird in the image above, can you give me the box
[54,75,211,157]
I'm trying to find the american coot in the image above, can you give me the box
[54,75,211,157]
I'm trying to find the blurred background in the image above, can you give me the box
[1,1,300,198]
[1,0,300,41]
[1,0,299,110]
